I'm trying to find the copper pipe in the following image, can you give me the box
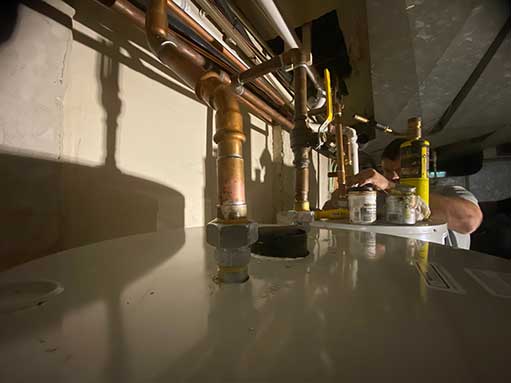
[294,65,308,128]
[197,73,247,220]
[103,0,146,29]
[166,0,286,108]
[146,0,207,88]
[107,0,231,73]
[96,0,293,130]
[146,0,246,220]
[241,89,293,131]
[334,103,346,195]
[292,62,310,211]
[236,55,284,85]
[294,147,310,211]
[235,48,299,86]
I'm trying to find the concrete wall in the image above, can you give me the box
[0,0,328,269]
[438,159,511,202]
[366,0,510,156]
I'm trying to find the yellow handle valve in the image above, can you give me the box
[318,68,333,133]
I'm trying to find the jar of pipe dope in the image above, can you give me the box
[386,184,417,225]
[348,185,377,224]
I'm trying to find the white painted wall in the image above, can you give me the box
[0,0,328,266]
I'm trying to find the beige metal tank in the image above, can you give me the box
[1,226,510,382]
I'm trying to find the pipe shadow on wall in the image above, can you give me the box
[22,0,198,101]
[0,1,186,271]
[1,6,187,380]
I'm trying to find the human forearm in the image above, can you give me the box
[429,193,483,234]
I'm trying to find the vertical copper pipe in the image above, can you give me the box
[294,65,308,126]
[292,63,310,211]
[197,74,248,221]
[294,147,310,211]
[334,102,346,195]
[145,0,246,221]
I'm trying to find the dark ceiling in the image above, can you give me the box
[366,0,510,154]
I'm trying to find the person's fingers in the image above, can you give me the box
[346,175,356,187]
[351,171,373,186]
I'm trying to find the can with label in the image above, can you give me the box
[385,184,417,225]
[348,185,377,224]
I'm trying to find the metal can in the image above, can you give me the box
[385,184,417,225]
[348,185,377,224]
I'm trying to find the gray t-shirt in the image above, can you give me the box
[431,184,479,250]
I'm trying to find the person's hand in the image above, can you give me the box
[348,168,395,191]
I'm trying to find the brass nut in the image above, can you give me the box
[206,220,258,249]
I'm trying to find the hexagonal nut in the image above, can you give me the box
[288,210,315,224]
[206,220,258,249]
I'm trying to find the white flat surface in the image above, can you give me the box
[312,219,448,244]
[1,227,510,382]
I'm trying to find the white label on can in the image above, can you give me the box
[349,193,376,224]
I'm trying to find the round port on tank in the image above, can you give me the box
[251,225,308,258]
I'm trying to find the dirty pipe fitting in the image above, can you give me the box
[232,48,314,211]
[291,52,312,211]
[146,0,257,283]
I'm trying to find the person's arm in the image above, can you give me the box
[430,193,483,234]
[323,168,393,209]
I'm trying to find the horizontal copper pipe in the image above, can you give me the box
[240,89,293,131]
[166,0,287,108]
[109,0,145,29]
[96,0,293,130]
